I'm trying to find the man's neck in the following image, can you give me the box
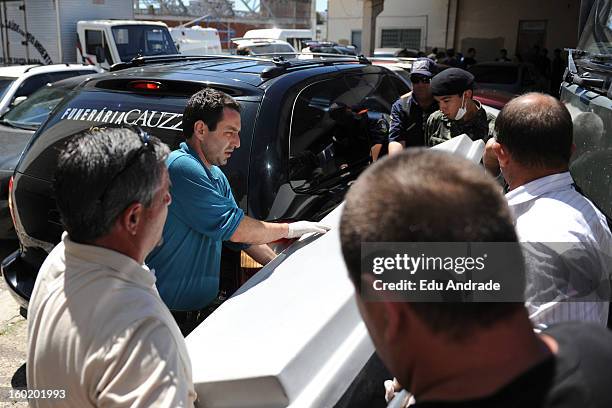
[93,234,144,264]
[507,166,569,191]
[186,138,212,169]
[460,98,480,122]
[407,311,552,402]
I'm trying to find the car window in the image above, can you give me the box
[85,29,114,64]
[112,25,178,61]
[344,73,406,112]
[249,43,295,55]
[85,30,103,55]
[0,77,16,100]
[14,74,52,98]
[289,77,372,192]
[21,90,257,203]
[45,71,91,84]
[569,101,612,221]
[3,84,72,128]
[470,65,518,84]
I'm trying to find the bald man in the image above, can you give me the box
[486,92,612,326]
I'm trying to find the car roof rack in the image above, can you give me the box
[258,54,371,79]
[108,53,371,77]
[109,54,276,72]
[23,64,43,73]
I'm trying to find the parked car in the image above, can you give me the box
[371,58,414,86]
[0,73,100,239]
[468,61,548,95]
[472,88,515,109]
[232,38,297,56]
[2,54,410,308]
[373,47,420,58]
[0,64,100,115]
[302,41,357,55]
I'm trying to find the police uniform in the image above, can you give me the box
[425,68,496,147]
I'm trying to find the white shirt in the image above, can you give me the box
[506,172,612,327]
[27,233,196,407]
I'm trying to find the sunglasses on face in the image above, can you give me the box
[410,76,431,84]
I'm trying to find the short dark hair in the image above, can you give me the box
[182,88,241,138]
[54,126,170,243]
[495,92,573,168]
[340,150,521,337]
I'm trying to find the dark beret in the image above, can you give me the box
[431,68,474,96]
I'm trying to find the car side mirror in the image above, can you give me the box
[95,46,106,63]
[11,96,27,107]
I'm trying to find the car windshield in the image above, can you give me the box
[112,25,178,61]
[2,84,72,129]
[577,0,612,56]
[0,77,16,100]
[470,65,518,84]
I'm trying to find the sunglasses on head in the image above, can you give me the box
[96,127,151,203]
[410,75,431,84]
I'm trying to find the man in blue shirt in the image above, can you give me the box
[147,88,329,325]
[383,58,438,159]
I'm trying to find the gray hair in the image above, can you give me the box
[54,126,170,243]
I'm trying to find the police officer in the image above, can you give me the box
[425,67,496,147]
[387,58,438,156]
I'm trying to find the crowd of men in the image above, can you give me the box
[25,58,612,406]
[422,45,567,96]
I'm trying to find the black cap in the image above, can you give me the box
[431,68,474,96]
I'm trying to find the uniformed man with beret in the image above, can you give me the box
[425,67,496,147]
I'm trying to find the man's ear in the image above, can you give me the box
[380,301,404,343]
[491,140,510,166]
[465,89,473,99]
[193,120,208,142]
[118,202,144,236]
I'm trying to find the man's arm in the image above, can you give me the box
[230,216,330,244]
[245,244,277,265]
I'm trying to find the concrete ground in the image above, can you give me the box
[0,240,28,407]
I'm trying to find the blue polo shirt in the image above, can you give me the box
[146,142,244,311]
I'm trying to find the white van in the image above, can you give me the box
[243,28,313,51]
[170,26,222,55]
[76,20,178,70]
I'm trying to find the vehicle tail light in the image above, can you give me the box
[8,176,16,228]
[128,80,164,91]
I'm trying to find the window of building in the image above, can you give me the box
[351,30,362,53]
[381,29,421,50]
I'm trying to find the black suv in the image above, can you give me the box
[2,54,409,307]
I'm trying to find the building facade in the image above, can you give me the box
[327,0,580,60]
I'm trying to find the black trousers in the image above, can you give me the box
[170,294,227,337]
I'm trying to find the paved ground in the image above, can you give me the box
[0,240,28,407]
